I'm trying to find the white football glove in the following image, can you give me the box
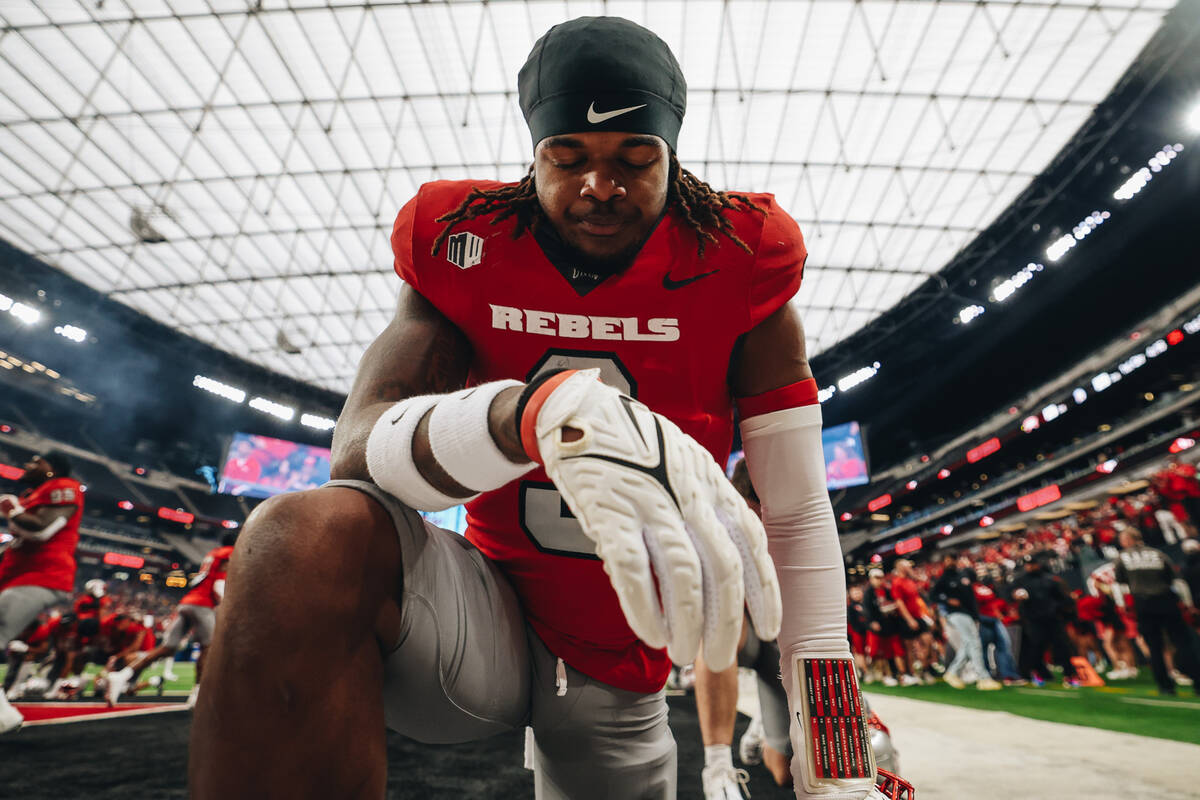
[524,369,782,670]
[0,494,22,518]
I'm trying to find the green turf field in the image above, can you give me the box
[1,660,197,697]
[865,671,1200,745]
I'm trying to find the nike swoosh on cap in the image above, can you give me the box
[587,102,648,124]
[662,269,719,290]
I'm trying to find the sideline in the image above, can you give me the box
[864,692,1200,800]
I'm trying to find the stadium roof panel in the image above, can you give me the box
[0,0,1174,393]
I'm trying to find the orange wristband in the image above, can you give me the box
[518,369,577,464]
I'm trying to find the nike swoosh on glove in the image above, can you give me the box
[523,369,782,670]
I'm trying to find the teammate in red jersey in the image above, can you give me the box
[106,535,235,707]
[43,578,111,698]
[0,450,83,733]
[194,16,911,800]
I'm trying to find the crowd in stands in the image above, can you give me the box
[848,460,1200,694]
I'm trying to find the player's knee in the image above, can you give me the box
[229,487,400,616]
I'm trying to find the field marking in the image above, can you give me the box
[1119,697,1200,709]
[1013,689,1080,699]
[19,703,186,727]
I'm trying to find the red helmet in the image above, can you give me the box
[876,768,916,800]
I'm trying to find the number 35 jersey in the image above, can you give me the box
[392,180,805,693]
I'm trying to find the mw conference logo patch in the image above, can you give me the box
[445,231,483,270]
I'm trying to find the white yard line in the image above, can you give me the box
[1119,697,1200,710]
[1012,689,1081,699]
[864,692,1200,800]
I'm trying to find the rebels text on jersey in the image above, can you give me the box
[393,180,805,693]
[0,477,84,592]
[181,545,235,608]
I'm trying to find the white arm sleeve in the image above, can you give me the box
[741,404,875,800]
[11,512,69,543]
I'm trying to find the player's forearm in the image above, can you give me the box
[10,512,64,542]
[407,385,526,496]
[358,377,535,511]
[331,293,472,482]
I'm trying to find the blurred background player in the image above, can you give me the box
[1112,529,1200,695]
[931,554,1002,691]
[43,577,110,698]
[691,458,794,798]
[0,450,83,734]
[864,568,911,686]
[890,559,939,683]
[1011,552,1079,687]
[107,532,236,707]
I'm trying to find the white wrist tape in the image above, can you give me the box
[367,395,475,511]
[427,380,533,492]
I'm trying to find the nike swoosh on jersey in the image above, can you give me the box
[587,102,648,124]
[662,269,720,290]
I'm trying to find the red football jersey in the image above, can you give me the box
[74,593,111,620]
[392,180,804,692]
[101,613,150,654]
[181,545,235,608]
[889,575,924,619]
[0,477,84,592]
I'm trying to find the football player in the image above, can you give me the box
[194,16,913,800]
[107,534,235,707]
[0,451,83,734]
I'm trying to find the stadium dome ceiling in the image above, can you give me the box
[0,0,1175,394]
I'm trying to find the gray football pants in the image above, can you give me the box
[326,480,677,800]
[0,585,69,649]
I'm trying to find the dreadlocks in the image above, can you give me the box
[431,154,764,259]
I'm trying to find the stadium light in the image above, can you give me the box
[53,324,87,343]
[1188,99,1200,133]
[1184,313,1200,335]
[1046,211,1108,261]
[837,362,881,392]
[249,396,295,421]
[1119,353,1147,375]
[1113,145,1183,201]
[0,293,10,312]
[193,375,246,403]
[817,385,836,404]
[991,263,1043,303]
[957,304,985,324]
[1145,339,1168,358]
[1091,372,1113,393]
[8,302,40,325]
[300,413,336,431]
